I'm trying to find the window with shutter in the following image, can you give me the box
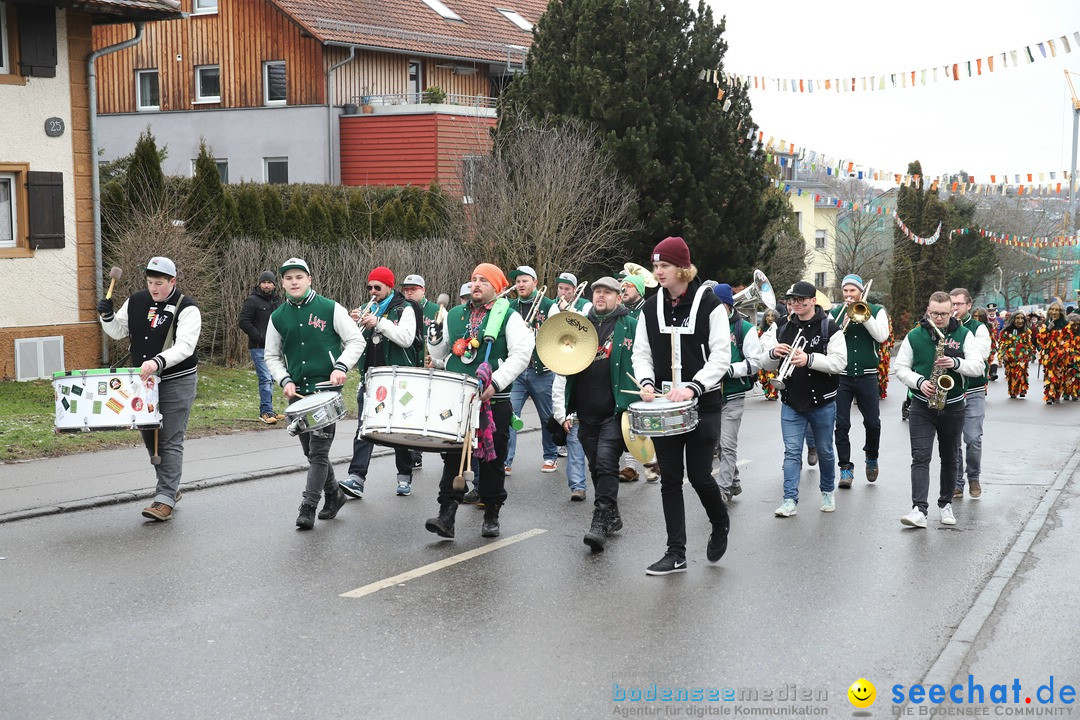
[16,3,56,78]
[27,171,64,249]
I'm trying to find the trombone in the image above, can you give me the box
[558,281,588,311]
[524,285,548,326]
[770,329,806,391]
[840,279,874,332]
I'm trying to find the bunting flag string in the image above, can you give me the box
[1003,244,1080,266]
[751,130,1077,196]
[718,29,1080,94]
[896,215,943,245]
[950,228,1080,249]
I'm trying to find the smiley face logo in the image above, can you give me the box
[848,678,876,708]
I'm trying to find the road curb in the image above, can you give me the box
[0,428,540,524]
[918,445,1080,686]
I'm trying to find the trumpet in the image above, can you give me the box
[524,285,548,326]
[770,329,806,391]
[352,293,379,326]
[558,281,588,311]
[840,279,873,332]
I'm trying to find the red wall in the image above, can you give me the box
[339,111,495,192]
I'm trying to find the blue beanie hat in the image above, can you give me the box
[841,274,864,291]
[713,283,735,307]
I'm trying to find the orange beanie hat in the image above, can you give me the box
[472,263,508,294]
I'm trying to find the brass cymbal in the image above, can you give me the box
[621,411,655,463]
[535,313,599,375]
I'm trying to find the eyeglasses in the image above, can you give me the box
[788,297,812,304]
[367,284,383,291]
[951,301,968,307]
[928,311,951,318]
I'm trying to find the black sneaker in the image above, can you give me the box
[645,553,687,576]
[318,488,347,520]
[411,452,423,469]
[730,481,742,496]
[706,524,729,562]
[462,488,480,505]
[296,503,316,530]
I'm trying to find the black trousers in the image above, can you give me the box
[438,400,511,505]
[577,414,622,510]
[908,399,965,514]
[651,410,728,557]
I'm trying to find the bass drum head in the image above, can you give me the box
[361,430,464,451]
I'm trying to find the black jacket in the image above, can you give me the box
[239,286,281,349]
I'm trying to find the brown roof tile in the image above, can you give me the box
[272,0,546,64]
[71,0,184,21]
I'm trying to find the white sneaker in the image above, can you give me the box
[774,499,797,517]
[820,491,835,513]
[900,508,927,528]
[940,504,957,525]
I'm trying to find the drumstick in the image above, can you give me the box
[625,372,643,389]
[620,389,647,395]
[105,266,122,300]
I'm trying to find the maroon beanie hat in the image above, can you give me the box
[651,236,691,268]
[368,266,395,287]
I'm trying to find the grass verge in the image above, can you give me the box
[0,364,361,463]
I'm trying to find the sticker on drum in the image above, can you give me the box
[105,398,123,414]
[313,408,328,423]
[375,386,388,402]
[98,382,108,395]
[116,388,130,400]
[132,397,144,411]
[440,409,453,420]
[147,403,155,413]
[61,397,70,410]
[375,402,385,413]
[109,378,122,390]
[93,401,103,414]
[400,391,413,405]
[60,384,71,396]
[398,380,408,389]
[145,377,155,389]
[69,400,78,413]
[71,385,83,396]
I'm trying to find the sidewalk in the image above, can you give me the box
[0,400,544,523]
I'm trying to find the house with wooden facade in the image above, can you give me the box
[0,0,183,380]
[92,0,547,197]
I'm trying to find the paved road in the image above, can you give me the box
[1,383,1077,719]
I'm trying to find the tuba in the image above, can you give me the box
[732,269,777,312]
[623,262,658,288]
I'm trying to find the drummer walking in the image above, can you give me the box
[265,258,365,530]
[631,237,732,575]
[97,256,201,522]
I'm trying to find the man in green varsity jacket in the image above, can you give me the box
[712,284,763,503]
[950,287,991,499]
[505,265,561,477]
[425,263,534,540]
[265,258,365,531]
[552,277,638,551]
[894,291,982,529]
[828,274,890,489]
[340,266,424,498]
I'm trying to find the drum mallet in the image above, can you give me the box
[453,427,470,491]
[151,428,161,465]
[461,430,475,490]
[105,266,122,299]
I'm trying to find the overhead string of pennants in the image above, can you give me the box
[893,220,1080,263]
[715,29,1080,94]
[895,215,944,245]
[750,133,1078,197]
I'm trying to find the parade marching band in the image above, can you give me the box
[85,245,1080,575]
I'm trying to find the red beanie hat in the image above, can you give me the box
[651,236,692,268]
[472,263,508,294]
[368,266,395,288]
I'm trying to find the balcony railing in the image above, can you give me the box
[360,92,497,109]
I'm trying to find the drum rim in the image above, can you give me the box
[629,398,697,411]
[287,391,345,412]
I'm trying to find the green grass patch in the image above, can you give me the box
[0,364,361,463]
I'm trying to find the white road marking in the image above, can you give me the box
[340,528,547,598]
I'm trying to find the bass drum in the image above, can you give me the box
[360,366,478,450]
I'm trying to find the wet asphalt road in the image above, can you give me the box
[2,383,1077,719]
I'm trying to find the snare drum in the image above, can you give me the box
[628,398,699,437]
[53,368,161,432]
[285,391,347,436]
[360,366,478,450]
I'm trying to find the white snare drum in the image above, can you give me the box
[628,398,699,437]
[285,391,347,436]
[360,367,478,450]
[53,368,162,432]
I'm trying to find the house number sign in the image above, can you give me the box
[45,117,66,137]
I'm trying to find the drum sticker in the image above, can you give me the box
[68,400,78,414]
[61,397,70,410]
[439,409,453,420]
[92,400,102,414]
[145,377,155,390]
[98,382,108,395]
[116,388,130,400]
[402,410,414,419]
[398,380,408,389]
[131,397,144,412]
[60,384,71,396]
[399,391,413,406]
[147,404,155,413]
[105,397,124,414]
[375,402,385,414]
[109,378,122,390]
[313,409,328,423]
[71,384,83,396]
[375,386,388,402]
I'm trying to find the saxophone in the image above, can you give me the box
[927,322,955,411]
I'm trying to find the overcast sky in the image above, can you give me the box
[709,0,1080,185]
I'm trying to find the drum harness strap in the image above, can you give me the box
[654,285,710,389]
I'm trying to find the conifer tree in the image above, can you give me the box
[261,186,285,237]
[126,127,165,210]
[187,140,227,242]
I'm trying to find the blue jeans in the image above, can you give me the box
[250,348,274,416]
[507,367,557,466]
[781,402,837,501]
[566,423,586,491]
[956,393,984,490]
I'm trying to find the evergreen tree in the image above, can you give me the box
[126,127,165,210]
[187,140,227,242]
[499,0,777,278]
[282,196,309,239]
[944,197,996,296]
[306,193,333,243]
[261,185,285,237]
[233,183,267,239]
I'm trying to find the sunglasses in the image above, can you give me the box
[367,284,384,291]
